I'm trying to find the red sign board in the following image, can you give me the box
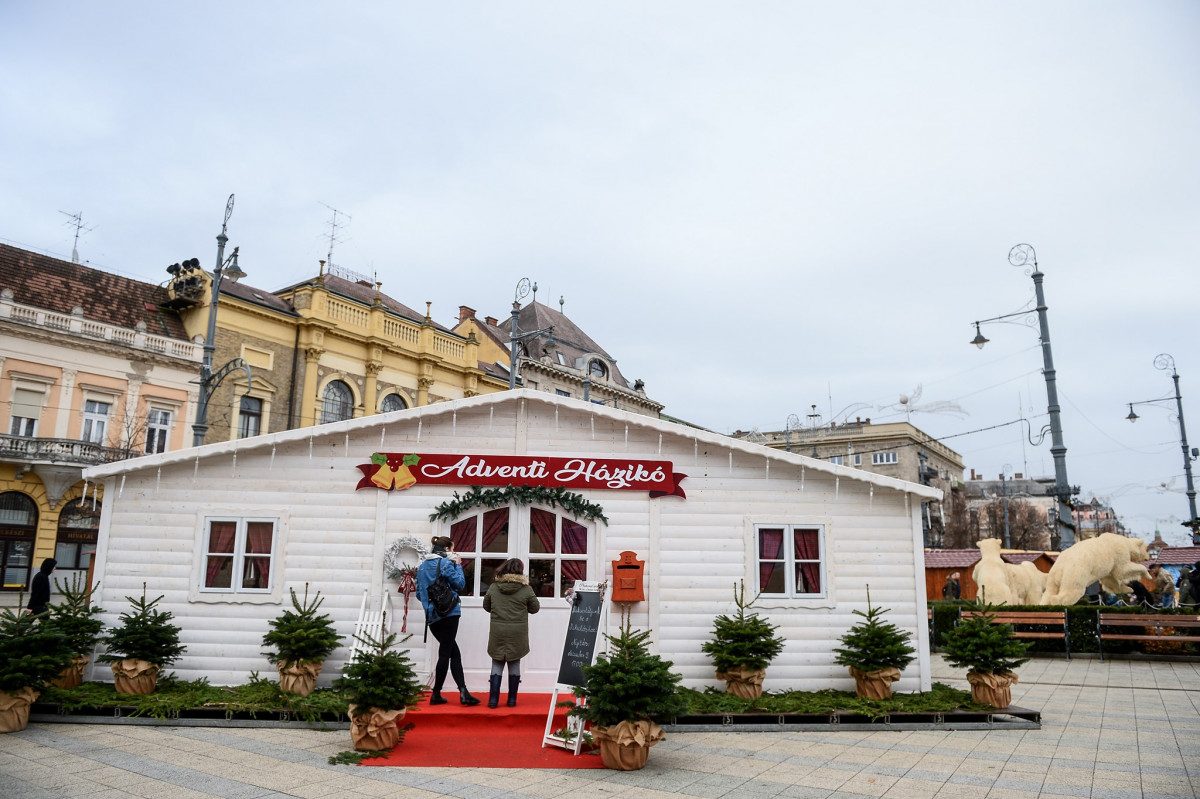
[356,453,686,498]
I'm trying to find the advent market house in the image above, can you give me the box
[83,390,941,693]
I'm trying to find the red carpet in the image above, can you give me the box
[361,692,604,769]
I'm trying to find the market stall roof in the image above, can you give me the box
[84,389,943,501]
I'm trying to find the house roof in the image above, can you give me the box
[221,279,297,316]
[923,549,1053,568]
[83,389,944,501]
[1152,546,1200,566]
[499,301,632,389]
[273,274,453,332]
[0,243,190,340]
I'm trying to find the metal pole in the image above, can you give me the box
[192,195,234,447]
[1024,251,1076,548]
[1168,366,1200,544]
[508,300,520,390]
[1001,471,1010,549]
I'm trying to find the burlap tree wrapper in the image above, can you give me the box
[349,706,407,751]
[849,666,901,700]
[592,720,666,771]
[717,666,766,699]
[111,659,160,695]
[51,654,91,690]
[278,660,323,697]
[0,687,39,733]
[967,671,1018,708]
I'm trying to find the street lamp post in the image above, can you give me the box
[1125,353,1200,545]
[190,194,252,446]
[971,244,1078,548]
[507,277,555,390]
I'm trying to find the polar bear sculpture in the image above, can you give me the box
[972,538,1016,605]
[1013,561,1047,605]
[1040,533,1151,606]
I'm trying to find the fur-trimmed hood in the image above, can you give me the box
[493,573,530,593]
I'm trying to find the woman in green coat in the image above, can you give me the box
[482,559,540,708]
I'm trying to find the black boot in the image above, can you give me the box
[487,675,502,708]
[507,675,521,707]
[429,691,447,705]
[459,687,481,706]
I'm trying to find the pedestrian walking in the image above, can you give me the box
[417,536,481,706]
[941,572,961,600]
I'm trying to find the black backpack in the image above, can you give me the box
[427,566,460,617]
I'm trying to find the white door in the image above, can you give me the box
[431,504,595,691]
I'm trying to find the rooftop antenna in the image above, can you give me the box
[59,210,95,263]
[319,202,351,270]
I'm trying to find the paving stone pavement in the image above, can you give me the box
[1,655,1198,799]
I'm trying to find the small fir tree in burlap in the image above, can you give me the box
[262,584,343,665]
[940,607,1030,674]
[96,584,185,667]
[46,573,105,657]
[833,586,916,673]
[570,621,687,728]
[0,598,73,692]
[332,619,424,719]
[701,581,785,673]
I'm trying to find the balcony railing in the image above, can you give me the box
[0,435,137,466]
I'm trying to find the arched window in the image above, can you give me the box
[55,498,101,577]
[320,380,354,424]
[589,359,607,379]
[0,492,38,591]
[380,393,408,414]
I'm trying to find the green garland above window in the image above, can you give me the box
[428,485,608,524]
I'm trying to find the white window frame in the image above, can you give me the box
[753,523,827,601]
[145,408,172,454]
[198,516,277,596]
[828,455,844,466]
[237,396,263,439]
[9,386,46,437]
[872,451,898,465]
[81,398,112,444]
[852,454,862,467]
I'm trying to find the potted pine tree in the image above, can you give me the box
[0,598,73,732]
[568,621,687,771]
[832,586,916,699]
[96,584,185,695]
[939,606,1030,708]
[701,581,785,699]
[45,573,105,690]
[262,584,343,696]
[332,615,424,751]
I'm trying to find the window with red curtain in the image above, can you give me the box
[202,518,275,593]
[755,524,823,597]
[204,521,237,588]
[758,528,785,594]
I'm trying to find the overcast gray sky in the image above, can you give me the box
[3,2,1198,544]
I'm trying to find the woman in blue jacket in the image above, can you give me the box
[417,536,480,705]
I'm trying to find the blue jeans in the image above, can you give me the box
[1161,592,1175,608]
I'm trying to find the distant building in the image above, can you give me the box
[734,419,964,548]
[454,300,664,418]
[0,244,201,603]
[959,474,1122,550]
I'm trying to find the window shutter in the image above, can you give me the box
[12,388,45,419]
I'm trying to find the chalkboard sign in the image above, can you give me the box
[556,582,605,688]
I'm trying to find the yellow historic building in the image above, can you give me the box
[165,262,511,442]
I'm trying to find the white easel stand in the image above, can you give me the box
[542,688,587,754]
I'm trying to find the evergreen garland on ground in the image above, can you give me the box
[0,598,73,692]
[570,620,687,728]
[96,584,186,667]
[429,485,608,524]
[332,617,424,719]
[701,581,785,672]
[832,586,916,673]
[46,572,105,656]
[940,606,1031,674]
[262,584,344,665]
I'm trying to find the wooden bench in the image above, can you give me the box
[960,610,1071,659]
[1096,612,1200,661]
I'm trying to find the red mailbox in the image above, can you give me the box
[610,551,646,602]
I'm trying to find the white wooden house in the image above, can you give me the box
[83,390,939,693]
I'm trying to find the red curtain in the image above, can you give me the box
[758,528,783,593]
[561,559,587,592]
[450,516,477,551]
[481,508,508,552]
[205,521,236,588]
[241,522,274,589]
[794,528,821,593]
[530,508,556,554]
[561,518,587,555]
